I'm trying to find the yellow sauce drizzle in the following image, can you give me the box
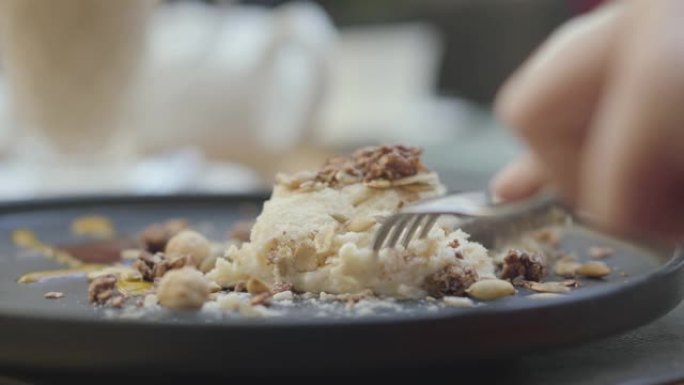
[116,279,153,296]
[17,265,102,284]
[70,215,116,239]
[14,226,154,297]
[12,228,83,268]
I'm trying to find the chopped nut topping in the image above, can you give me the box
[500,249,546,282]
[305,145,428,188]
[44,291,64,300]
[448,239,460,249]
[423,264,479,297]
[133,251,191,282]
[139,219,189,253]
[88,274,125,306]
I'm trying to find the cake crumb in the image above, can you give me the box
[442,296,475,308]
[273,290,294,302]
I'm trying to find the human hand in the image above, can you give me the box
[491,0,684,241]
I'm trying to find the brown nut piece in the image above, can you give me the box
[165,230,212,268]
[500,249,546,282]
[157,267,210,310]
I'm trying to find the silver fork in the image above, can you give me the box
[372,190,559,252]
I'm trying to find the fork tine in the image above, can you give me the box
[418,214,439,239]
[386,215,411,249]
[401,214,426,248]
[372,215,399,251]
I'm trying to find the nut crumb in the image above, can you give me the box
[589,246,614,259]
[139,219,188,253]
[423,264,479,297]
[500,249,546,282]
[531,228,561,247]
[88,274,125,306]
[133,251,191,281]
[523,281,570,294]
[44,291,64,299]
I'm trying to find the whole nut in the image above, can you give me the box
[576,261,611,278]
[165,230,212,268]
[157,267,210,310]
[466,279,516,301]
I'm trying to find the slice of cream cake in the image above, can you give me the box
[207,145,495,298]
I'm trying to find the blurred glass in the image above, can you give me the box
[0,0,157,192]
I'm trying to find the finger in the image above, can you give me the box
[490,153,547,202]
[494,2,623,203]
[580,0,684,240]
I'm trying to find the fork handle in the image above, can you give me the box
[401,189,560,218]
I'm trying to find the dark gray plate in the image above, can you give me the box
[0,194,682,374]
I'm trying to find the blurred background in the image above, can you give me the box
[0,0,598,199]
